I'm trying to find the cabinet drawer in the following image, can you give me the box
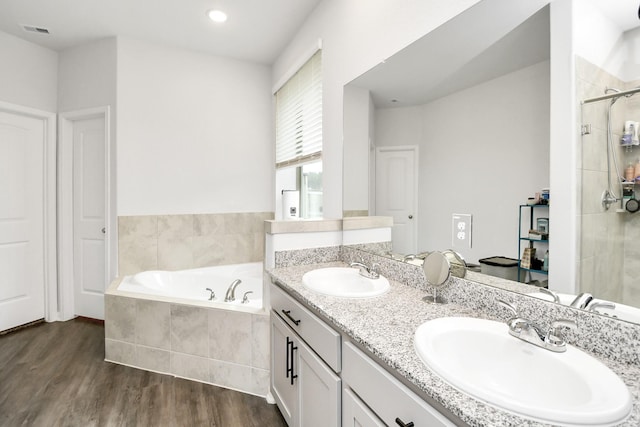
[270,282,341,372]
[343,341,455,427]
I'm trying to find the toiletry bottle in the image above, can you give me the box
[626,163,635,182]
[543,250,549,272]
[635,159,640,181]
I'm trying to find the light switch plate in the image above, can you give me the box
[452,214,472,249]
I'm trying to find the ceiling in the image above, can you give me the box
[349,0,640,108]
[589,0,640,32]
[349,2,551,108]
[0,0,322,64]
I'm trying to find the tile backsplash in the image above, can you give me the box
[118,212,274,276]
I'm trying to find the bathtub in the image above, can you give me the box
[105,261,270,398]
[117,262,263,313]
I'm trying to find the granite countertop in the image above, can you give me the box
[268,262,640,427]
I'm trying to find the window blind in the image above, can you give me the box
[275,50,322,169]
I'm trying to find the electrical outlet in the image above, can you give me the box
[452,214,472,249]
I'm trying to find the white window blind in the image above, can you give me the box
[275,50,322,169]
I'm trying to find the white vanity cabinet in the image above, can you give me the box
[342,341,455,427]
[270,283,341,427]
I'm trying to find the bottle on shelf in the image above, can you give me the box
[543,250,549,272]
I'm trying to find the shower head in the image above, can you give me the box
[607,88,623,105]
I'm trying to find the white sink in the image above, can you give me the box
[301,267,390,298]
[414,317,632,426]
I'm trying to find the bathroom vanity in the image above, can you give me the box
[268,261,640,427]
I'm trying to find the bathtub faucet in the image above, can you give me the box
[224,279,242,302]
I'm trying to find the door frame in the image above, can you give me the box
[374,145,419,254]
[0,101,57,323]
[58,107,112,321]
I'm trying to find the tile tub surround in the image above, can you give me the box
[268,261,640,427]
[118,212,274,276]
[104,287,270,398]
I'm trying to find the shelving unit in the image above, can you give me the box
[517,204,549,284]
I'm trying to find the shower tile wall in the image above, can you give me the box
[118,212,274,276]
[577,56,640,307]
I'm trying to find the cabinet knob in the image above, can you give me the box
[395,418,414,427]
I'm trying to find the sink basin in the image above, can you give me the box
[414,317,632,426]
[301,267,390,298]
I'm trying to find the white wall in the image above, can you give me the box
[343,85,371,212]
[375,61,550,263]
[272,0,483,218]
[116,37,273,216]
[58,38,117,112]
[0,31,57,112]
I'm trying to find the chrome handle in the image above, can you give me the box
[241,291,253,304]
[281,309,301,326]
[496,298,518,316]
[101,227,106,234]
[205,288,215,300]
[408,215,413,219]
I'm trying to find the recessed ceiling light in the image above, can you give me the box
[208,10,228,23]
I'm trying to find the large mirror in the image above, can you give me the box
[343,0,640,325]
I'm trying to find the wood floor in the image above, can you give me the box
[0,318,286,427]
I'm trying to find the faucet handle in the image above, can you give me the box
[546,319,577,347]
[496,298,518,317]
[539,287,560,304]
[242,291,254,304]
[205,287,215,301]
[588,301,616,313]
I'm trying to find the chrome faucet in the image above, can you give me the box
[569,292,594,309]
[349,261,380,279]
[224,279,242,302]
[205,287,215,301]
[497,299,577,353]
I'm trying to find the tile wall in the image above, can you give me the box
[118,212,274,276]
[104,293,270,397]
[577,56,640,307]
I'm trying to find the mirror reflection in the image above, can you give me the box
[342,0,640,325]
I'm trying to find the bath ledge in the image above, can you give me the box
[265,218,342,234]
[265,216,393,234]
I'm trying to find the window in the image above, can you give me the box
[275,49,322,218]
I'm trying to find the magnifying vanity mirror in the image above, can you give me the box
[342,0,640,326]
[422,252,450,304]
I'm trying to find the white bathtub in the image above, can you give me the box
[117,262,264,313]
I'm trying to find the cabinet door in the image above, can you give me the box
[271,311,298,426]
[298,338,341,427]
[343,387,385,427]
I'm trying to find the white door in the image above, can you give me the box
[73,117,106,319]
[0,111,46,331]
[375,146,418,254]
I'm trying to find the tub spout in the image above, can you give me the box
[224,279,242,302]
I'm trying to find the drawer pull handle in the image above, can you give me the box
[395,418,414,427]
[286,336,298,385]
[282,309,301,326]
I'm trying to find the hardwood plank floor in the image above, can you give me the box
[0,318,286,427]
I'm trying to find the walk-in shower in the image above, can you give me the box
[582,86,640,210]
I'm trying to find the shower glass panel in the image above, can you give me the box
[578,56,640,309]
